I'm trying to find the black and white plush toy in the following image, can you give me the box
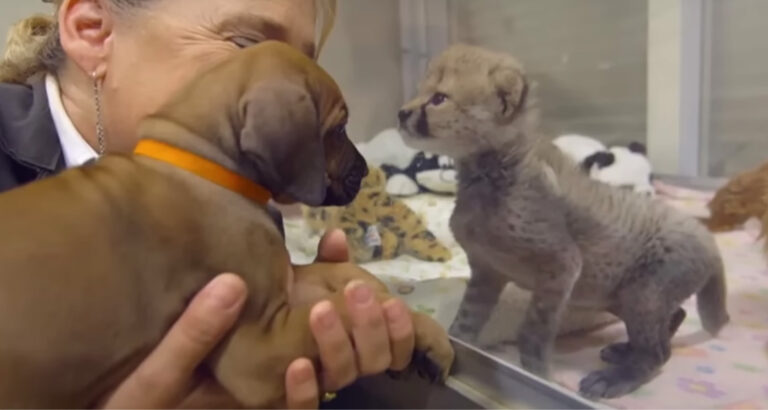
[357,128,458,197]
[381,152,457,196]
[553,134,654,196]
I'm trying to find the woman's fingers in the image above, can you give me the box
[309,300,359,391]
[315,229,349,263]
[345,281,392,376]
[285,358,320,409]
[382,298,415,371]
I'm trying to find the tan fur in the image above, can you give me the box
[0,42,453,408]
[0,14,55,84]
[303,166,452,263]
[704,161,768,232]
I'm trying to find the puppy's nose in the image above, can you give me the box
[398,109,412,125]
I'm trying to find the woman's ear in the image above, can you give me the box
[58,0,114,76]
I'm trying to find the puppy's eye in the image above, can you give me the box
[329,125,347,138]
[429,92,448,106]
[229,36,261,49]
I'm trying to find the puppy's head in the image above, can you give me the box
[234,42,367,206]
[398,44,533,158]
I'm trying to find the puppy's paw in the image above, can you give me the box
[387,350,447,383]
[410,313,455,383]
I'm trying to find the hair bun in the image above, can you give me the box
[0,14,56,83]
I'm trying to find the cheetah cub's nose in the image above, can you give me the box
[398,109,412,126]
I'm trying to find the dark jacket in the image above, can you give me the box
[0,78,65,193]
[0,78,285,234]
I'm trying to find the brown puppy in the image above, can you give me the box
[0,41,453,408]
[705,161,768,232]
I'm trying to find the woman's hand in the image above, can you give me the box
[99,229,416,409]
[99,273,248,409]
[284,230,416,409]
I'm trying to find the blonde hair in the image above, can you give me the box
[0,0,337,84]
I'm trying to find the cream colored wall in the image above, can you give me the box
[0,1,50,55]
[707,0,768,177]
[449,0,648,147]
[319,0,403,143]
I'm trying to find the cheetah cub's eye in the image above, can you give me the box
[429,92,448,106]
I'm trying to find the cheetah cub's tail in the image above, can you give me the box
[697,266,730,335]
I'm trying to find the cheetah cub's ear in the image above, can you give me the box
[489,65,529,124]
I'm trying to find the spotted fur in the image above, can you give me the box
[399,43,729,400]
[303,166,451,263]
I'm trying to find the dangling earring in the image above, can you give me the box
[92,71,106,155]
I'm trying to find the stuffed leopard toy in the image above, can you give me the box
[303,166,452,263]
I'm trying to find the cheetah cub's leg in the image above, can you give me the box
[580,302,677,399]
[600,307,686,365]
[449,258,507,344]
[517,246,582,379]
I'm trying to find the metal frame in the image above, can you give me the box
[698,0,715,177]
[446,338,600,409]
[647,0,709,177]
[398,0,450,102]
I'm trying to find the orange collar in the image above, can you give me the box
[134,139,272,206]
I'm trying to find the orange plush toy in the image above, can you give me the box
[705,161,768,232]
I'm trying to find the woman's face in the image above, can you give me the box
[100,0,317,151]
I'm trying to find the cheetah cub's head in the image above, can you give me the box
[398,44,535,159]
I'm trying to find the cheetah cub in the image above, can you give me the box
[398,44,729,400]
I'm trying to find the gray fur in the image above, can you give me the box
[398,44,729,400]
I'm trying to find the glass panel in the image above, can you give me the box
[291,1,766,408]
[449,0,648,147]
[706,0,768,176]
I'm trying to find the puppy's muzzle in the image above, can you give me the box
[322,127,368,206]
[323,151,367,206]
[398,109,412,126]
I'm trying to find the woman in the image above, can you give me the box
[0,0,416,408]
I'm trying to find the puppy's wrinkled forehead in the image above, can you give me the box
[307,67,348,130]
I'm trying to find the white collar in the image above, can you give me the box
[45,74,98,168]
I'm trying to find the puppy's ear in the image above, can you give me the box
[490,65,528,122]
[239,82,327,205]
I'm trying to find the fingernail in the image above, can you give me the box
[352,283,373,306]
[204,275,243,310]
[317,302,338,330]
[384,301,405,322]
[293,361,314,384]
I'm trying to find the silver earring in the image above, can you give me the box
[92,71,106,155]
